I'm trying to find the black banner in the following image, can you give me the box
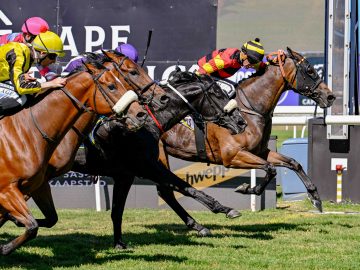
[0,0,217,80]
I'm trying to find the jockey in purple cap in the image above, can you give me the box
[64,43,139,73]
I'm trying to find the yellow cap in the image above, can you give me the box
[32,31,65,57]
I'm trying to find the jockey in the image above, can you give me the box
[196,38,267,79]
[0,17,49,45]
[63,43,139,73]
[0,31,66,114]
[0,17,62,81]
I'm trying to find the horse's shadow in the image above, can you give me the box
[144,222,303,241]
[0,221,304,268]
[0,229,207,269]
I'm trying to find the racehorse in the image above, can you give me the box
[91,47,335,239]
[0,53,165,255]
[11,67,244,250]
[159,48,335,212]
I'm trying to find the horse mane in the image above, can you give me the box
[65,52,113,77]
[24,53,112,108]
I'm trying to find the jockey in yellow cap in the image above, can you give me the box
[0,31,66,114]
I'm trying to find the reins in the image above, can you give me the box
[30,68,116,143]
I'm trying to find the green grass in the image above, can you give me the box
[1,202,360,270]
[271,126,306,150]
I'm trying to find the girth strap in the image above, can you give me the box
[194,122,207,162]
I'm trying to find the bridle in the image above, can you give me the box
[31,66,127,143]
[106,55,156,106]
[238,50,322,118]
[268,50,322,97]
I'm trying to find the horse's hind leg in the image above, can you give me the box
[157,143,211,235]
[0,185,38,255]
[224,150,277,195]
[156,185,211,236]
[267,150,322,212]
[150,162,240,218]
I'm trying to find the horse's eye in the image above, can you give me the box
[130,70,138,76]
[108,84,116,91]
[306,65,316,76]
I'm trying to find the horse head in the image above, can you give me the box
[78,59,148,129]
[155,69,244,135]
[100,50,171,111]
[285,47,335,108]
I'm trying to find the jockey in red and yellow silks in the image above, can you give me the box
[197,38,266,79]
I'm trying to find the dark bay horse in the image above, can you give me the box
[16,70,244,249]
[159,48,335,212]
[0,55,159,255]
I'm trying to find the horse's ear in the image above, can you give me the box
[82,60,93,74]
[102,49,110,58]
[286,47,295,57]
[83,61,100,74]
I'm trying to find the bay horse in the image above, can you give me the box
[0,54,164,255]
[159,47,335,212]
[91,47,335,239]
[11,68,245,250]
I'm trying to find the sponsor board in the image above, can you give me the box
[158,159,250,205]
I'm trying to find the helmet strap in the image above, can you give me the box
[29,45,45,64]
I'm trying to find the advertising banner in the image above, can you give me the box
[0,0,217,80]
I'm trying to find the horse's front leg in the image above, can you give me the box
[0,184,38,255]
[156,184,211,236]
[223,149,277,195]
[0,181,58,229]
[111,173,135,250]
[267,150,322,212]
[30,181,58,228]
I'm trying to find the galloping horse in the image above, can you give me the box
[97,48,335,241]
[0,55,157,255]
[15,68,245,249]
[159,47,335,212]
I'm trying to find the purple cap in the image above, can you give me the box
[115,43,139,62]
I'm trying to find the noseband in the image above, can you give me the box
[110,56,156,105]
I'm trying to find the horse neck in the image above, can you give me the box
[161,81,204,131]
[32,72,96,143]
[239,59,295,115]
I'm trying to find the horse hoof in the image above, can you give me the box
[234,183,250,194]
[0,244,13,255]
[114,241,127,250]
[226,209,241,219]
[312,199,323,213]
[198,228,211,237]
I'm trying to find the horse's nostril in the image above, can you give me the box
[160,95,170,104]
[136,111,147,119]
